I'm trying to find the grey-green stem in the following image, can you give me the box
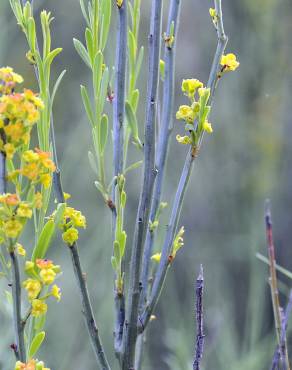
[121,0,163,368]
[139,0,228,332]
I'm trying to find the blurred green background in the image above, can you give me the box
[1,0,292,369]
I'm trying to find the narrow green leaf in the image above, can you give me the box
[85,28,94,64]
[100,0,111,50]
[34,315,46,331]
[73,38,91,68]
[135,46,144,81]
[114,240,120,262]
[119,231,127,257]
[130,89,139,112]
[80,85,95,127]
[29,331,45,358]
[44,48,63,69]
[31,220,55,262]
[88,151,98,175]
[80,0,90,25]
[124,160,143,174]
[99,114,108,154]
[53,203,66,227]
[50,70,66,109]
[111,256,117,271]
[98,67,109,114]
[93,51,103,97]
[128,30,136,67]
[125,101,142,148]
[27,17,36,52]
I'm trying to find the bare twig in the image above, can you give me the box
[265,200,290,370]
[9,249,26,362]
[271,290,292,370]
[141,0,182,311]
[122,0,162,368]
[193,265,204,370]
[113,0,127,355]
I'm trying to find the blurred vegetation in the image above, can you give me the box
[0,0,292,369]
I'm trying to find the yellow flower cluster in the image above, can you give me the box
[0,192,42,242]
[23,258,61,317]
[220,53,240,72]
[0,66,23,95]
[15,359,50,370]
[170,226,185,260]
[176,79,212,146]
[0,87,44,159]
[8,148,56,188]
[53,203,86,246]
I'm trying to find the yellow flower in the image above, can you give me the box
[3,219,23,238]
[31,299,47,317]
[202,120,213,133]
[3,143,15,159]
[36,258,53,270]
[34,192,42,209]
[176,135,192,145]
[116,0,123,7]
[181,79,203,99]
[176,105,195,123]
[0,193,19,206]
[23,279,41,300]
[151,253,161,263]
[63,192,71,201]
[39,173,51,188]
[62,227,79,246]
[0,67,23,94]
[16,243,26,257]
[17,203,33,218]
[39,268,56,285]
[21,162,39,181]
[209,8,217,18]
[51,284,61,301]
[4,121,25,142]
[22,150,39,162]
[220,53,240,72]
[71,210,86,228]
[171,226,185,258]
[198,87,211,99]
[15,359,50,370]
[25,261,35,272]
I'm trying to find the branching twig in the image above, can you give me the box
[70,244,111,370]
[141,0,181,310]
[122,0,162,368]
[9,249,26,362]
[265,200,290,370]
[193,265,204,370]
[140,0,228,331]
[271,290,292,370]
[113,1,127,355]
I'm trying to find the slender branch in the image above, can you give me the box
[271,290,292,370]
[193,265,204,370]
[265,200,290,369]
[0,152,6,194]
[140,0,181,310]
[265,200,282,344]
[121,0,162,368]
[113,1,127,178]
[70,244,111,370]
[140,0,228,332]
[113,1,128,355]
[10,249,26,362]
